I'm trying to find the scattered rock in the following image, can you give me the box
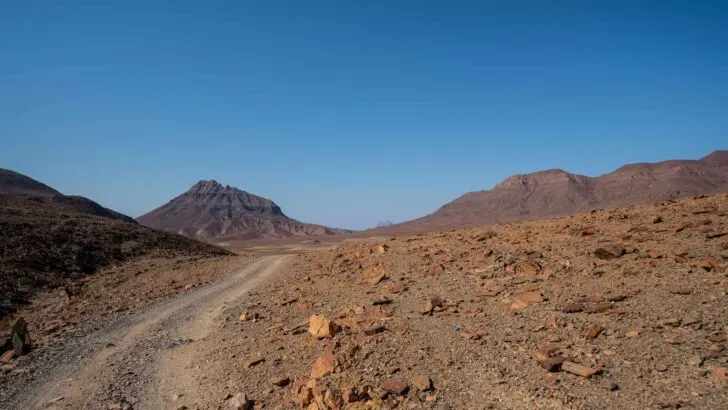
[0,349,16,363]
[228,392,251,410]
[561,361,597,378]
[245,357,265,368]
[363,263,388,284]
[270,376,290,387]
[381,379,409,395]
[609,381,620,391]
[10,317,32,355]
[309,315,337,339]
[687,356,704,367]
[311,352,337,379]
[585,325,604,340]
[424,264,445,277]
[421,296,443,315]
[594,245,625,260]
[413,374,432,391]
[362,324,387,336]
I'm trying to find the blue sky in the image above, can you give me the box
[1,1,726,230]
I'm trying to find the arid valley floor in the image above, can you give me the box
[2,194,727,409]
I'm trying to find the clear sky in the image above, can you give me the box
[1,1,726,230]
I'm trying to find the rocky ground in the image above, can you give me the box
[2,194,727,409]
[189,194,728,409]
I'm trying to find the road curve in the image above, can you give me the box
[3,255,292,410]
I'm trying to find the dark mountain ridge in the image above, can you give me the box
[137,180,350,241]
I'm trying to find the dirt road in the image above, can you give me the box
[2,255,292,410]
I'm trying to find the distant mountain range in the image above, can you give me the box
[137,180,351,241]
[384,150,728,232]
[0,168,136,223]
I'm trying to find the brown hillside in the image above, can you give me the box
[387,150,728,232]
[0,195,231,317]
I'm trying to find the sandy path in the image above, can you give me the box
[4,255,291,410]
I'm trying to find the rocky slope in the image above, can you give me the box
[388,150,728,232]
[189,193,728,409]
[0,169,136,223]
[137,180,350,241]
[0,195,231,318]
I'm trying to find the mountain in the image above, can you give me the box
[137,180,351,241]
[0,169,136,224]
[376,220,394,228]
[386,150,728,232]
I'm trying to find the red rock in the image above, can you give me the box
[424,264,445,277]
[594,244,625,260]
[0,349,16,363]
[363,263,388,284]
[560,301,585,313]
[311,352,337,379]
[309,315,337,339]
[412,374,432,391]
[381,379,409,395]
[695,258,720,271]
[584,302,613,313]
[585,325,604,340]
[713,368,727,379]
[561,361,597,377]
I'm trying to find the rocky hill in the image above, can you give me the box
[0,195,231,318]
[0,169,136,224]
[388,150,728,232]
[137,180,350,241]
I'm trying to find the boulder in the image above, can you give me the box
[309,315,337,339]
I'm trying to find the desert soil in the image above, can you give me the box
[2,194,728,410]
[1,255,290,410]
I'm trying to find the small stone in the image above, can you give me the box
[561,361,597,377]
[561,302,584,313]
[309,315,337,339]
[413,374,432,391]
[245,357,265,368]
[363,325,387,336]
[585,325,604,340]
[583,302,613,314]
[364,263,388,284]
[713,367,727,379]
[421,297,443,315]
[594,245,625,260]
[625,330,640,338]
[653,216,663,224]
[0,350,16,363]
[311,352,337,379]
[516,291,543,304]
[687,356,704,367]
[655,364,668,373]
[424,264,445,277]
[609,381,619,391]
[229,393,251,410]
[381,379,409,395]
[661,318,682,327]
[270,376,290,387]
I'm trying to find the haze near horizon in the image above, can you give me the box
[1,1,726,230]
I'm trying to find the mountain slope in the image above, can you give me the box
[0,169,137,224]
[387,150,728,232]
[0,195,231,317]
[137,180,350,241]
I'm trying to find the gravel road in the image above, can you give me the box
[1,255,292,410]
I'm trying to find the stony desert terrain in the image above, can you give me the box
[2,193,727,410]
[185,193,728,409]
